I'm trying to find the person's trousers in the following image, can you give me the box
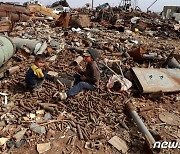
[26,79,44,90]
[67,81,95,97]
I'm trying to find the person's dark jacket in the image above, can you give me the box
[25,67,47,88]
[84,61,100,88]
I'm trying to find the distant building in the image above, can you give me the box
[96,3,110,11]
[51,0,70,14]
[3,2,20,5]
[162,6,180,22]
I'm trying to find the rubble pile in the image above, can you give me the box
[0,2,180,154]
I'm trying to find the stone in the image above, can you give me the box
[13,129,27,141]
[37,142,51,153]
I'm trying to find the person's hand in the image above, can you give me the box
[75,65,83,72]
[80,75,86,81]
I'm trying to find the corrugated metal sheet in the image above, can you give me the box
[131,67,180,93]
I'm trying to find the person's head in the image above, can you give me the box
[34,55,45,68]
[83,48,99,63]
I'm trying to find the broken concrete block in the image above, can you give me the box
[108,136,128,153]
[13,128,27,141]
[6,66,20,76]
[47,71,58,77]
[0,137,9,146]
[37,142,51,154]
[30,123,46,135]
[0,120,6,127]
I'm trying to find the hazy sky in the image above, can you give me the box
[1,0,180,12]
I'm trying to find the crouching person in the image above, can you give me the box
[59,48,100,100]
[25,55,47,91]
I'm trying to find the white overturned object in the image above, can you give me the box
[72,56,83,66]
[107,75,132,94]
[0,92,8,105]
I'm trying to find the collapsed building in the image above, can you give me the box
[162,6,180,22]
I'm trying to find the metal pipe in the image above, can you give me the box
[167,57,180,69]
[92,0,94,9]
[0,35,16,68]
[147,0,158,12]
[11,37,42,54]
[126,102,155,148]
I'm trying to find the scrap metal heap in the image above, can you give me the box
[0,2,179,154]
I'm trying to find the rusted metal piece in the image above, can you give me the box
[69,121,76,128]
[14,108,24,115]
[90,134,104,140]
[131,67,180,93]
[0,20,13,33]
[19,101,31,112]
[76,145,83,153]
[126,102,155,148]
[66,136,72,145]
[81,129,89,141]
[136,21,147,32]
[70,136,76,147]
[58,101,67,108]
[0,3,30,15]
[76,124,84,140]
[55,12,70,28]
[41,106,54,113]
[12,110,21,118]
[139,106,153,112]
[0,3,30,22]
[128,47,146,61]
[70,14,91,28]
